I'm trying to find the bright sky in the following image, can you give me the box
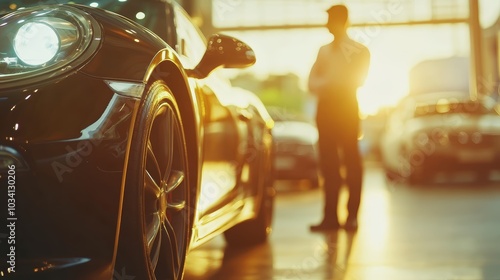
[215,0,500,116]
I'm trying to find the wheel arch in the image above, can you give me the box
[144,52,202,222]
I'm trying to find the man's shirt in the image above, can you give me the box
[308,37,370,100]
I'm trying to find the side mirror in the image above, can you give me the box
[190,34,256,78]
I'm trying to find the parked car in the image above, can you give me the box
[380,91,500,183]
[0,1,275,279]
[269,108,320,187]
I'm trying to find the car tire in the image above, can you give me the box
[116,81,192,280]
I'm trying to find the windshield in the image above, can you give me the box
[0,0,172,41]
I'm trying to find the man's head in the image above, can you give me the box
[326,5,348,37]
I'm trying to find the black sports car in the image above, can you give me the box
[0,1,275,279]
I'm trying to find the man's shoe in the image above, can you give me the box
[343,218,358,231]
[310,222,340,232]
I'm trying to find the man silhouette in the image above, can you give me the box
[308,4,370,231]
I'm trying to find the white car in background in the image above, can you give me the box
[269,108,320,188]
[380,91,500,183]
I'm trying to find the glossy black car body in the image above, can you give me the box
[0,1,274,279]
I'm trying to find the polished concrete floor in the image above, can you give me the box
[184,163,500,280]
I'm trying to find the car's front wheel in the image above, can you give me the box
[117,81,191,280]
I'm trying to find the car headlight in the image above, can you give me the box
[457,131,469,144]
[0,5,100,80]
[432,129,450,146]
[471,131,482,144]
[0,146,28,171]
[14,21,61,66]
[414,132,429,147]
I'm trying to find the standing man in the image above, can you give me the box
[308,4,370,231]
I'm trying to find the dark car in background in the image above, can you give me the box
[269,108,320,188]
[0,1,275,279]
[380,91,500,183]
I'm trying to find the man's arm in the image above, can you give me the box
[308,47,328,95]
[356,47,370,87]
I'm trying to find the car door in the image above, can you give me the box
[173,5,248,225]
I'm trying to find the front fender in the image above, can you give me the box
[78,5,168,81]
[144,49,204,230]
